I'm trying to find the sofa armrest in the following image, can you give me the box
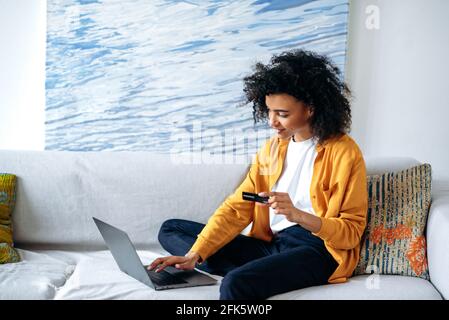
[426,182,449,300]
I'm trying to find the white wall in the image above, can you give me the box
[0,0,46,150]
[345,0,449,181]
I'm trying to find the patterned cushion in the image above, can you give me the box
[354,163,431,280]
[0,173,20,264]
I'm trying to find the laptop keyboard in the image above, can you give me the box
[146,268,188,286]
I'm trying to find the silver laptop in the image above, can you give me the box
[92,217,218,290]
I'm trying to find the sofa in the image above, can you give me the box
[0,149,448,300]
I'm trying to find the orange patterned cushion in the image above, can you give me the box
[354,164,431,280]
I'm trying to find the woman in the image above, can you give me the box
[148,49,368,300]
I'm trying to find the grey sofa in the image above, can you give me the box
[0,150,447,299]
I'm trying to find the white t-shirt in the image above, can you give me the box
[269,135,318,233]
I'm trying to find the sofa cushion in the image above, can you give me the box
[5,248,441,300]
[0,249,74,299]
[51,250,222,300]
[0,173,20,264]
[0,150,252,251]
[268,274,442,300]
[354,164,432,280]
[35,249,442,300]
[0,150,423,251]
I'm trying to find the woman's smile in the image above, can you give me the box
[276,128,285,134]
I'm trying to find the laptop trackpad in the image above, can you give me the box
[164,266,217,284]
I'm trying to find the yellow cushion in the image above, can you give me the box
[0,173,20,264]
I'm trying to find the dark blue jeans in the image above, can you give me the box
[157,218,338,300]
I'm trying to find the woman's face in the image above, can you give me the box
[265,93,313,139]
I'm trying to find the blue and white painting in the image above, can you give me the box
[46,0,349,157]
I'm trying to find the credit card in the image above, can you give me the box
[242,191,270,204]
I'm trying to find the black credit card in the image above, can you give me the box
[242,191,270,204]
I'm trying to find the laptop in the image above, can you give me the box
[92,217,218,290]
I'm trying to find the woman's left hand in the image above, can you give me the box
[257,191,303,223]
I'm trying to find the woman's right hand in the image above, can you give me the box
[147,251,201,273]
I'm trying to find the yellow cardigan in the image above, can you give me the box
[189,133,368,284]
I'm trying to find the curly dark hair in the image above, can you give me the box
[241,49,352,145]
